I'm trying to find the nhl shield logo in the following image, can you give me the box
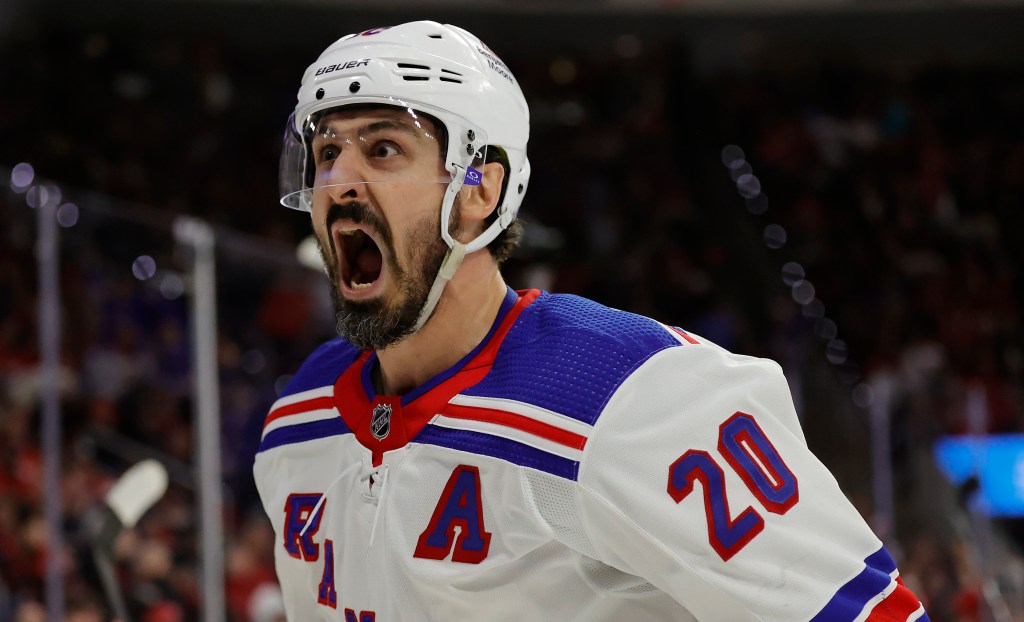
[370,404,392,440]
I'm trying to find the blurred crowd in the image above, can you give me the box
[1,17,1022,622]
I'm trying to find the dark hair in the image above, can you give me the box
[479,145,523,266]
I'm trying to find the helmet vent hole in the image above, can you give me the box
[439,77,462,84]
[428,34,443,39]
[441,68,463,76]
[398,62,431,82]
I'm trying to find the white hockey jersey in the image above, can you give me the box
[253,288,929,621]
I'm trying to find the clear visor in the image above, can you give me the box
[279,106,487,211]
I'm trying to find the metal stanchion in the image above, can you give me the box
[37,191,64,622]
[174,217,225,622]
[869,377,894,546]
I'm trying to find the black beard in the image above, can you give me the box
[319,200,454,351]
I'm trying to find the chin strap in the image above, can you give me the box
[412,239,466,332]
[411,163,509,333]
[410,164,468,333]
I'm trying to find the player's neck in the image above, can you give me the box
[375,253,507,396]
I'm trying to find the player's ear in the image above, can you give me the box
[457,161,505,236]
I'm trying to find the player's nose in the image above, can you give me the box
[324,148,369,203]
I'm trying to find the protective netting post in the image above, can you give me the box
[37,188,64,622]
[869,378,894,546]
[174,217,225,622]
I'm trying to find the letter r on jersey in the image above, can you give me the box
[283,493,323,561]
[414,465,492,563]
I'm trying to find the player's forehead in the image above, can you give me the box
[313,106,440,142]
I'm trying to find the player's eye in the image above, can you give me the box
[318,145,340,165]
[370,141,401,159]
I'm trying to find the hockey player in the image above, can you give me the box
[255,21,929,621]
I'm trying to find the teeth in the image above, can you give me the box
[339,228,358,236]
[351,281,374,289]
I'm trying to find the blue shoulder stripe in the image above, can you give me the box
[257,418,351,454]
[415,424,578,480]
[464,293,681,427]
[280,337,362,398]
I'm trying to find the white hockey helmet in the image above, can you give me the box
[279,21,531,255]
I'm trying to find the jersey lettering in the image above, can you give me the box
[667,412,799,561]
[667,450,764,561]
[318,539,337,608]
[283,493,323,561]
[719,412,799,513]
[315,539,376,618]
[414,465,492,563]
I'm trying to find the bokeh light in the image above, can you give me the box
[763,224,787,249]
[132,255,157,281]
[10,163,34,190]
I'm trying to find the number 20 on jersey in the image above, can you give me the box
[667,412,799,561]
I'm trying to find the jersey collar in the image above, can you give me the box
[334,287,539,464]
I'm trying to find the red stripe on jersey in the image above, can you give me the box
[444,403,588,450]
[461,289,541,372]
[865,581,924,622]
[671,327,700,344]
[263,396,335,430]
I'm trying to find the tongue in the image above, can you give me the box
[356,246,382,279]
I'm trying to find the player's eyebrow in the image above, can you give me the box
[361,118,437,144]
[314,116,433,144]
[362,118,421,136]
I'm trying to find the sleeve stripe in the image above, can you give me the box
[908,605,930,622]
[263,395,335,430]
[864,583,928,622]
[262,408,338,439]
[673,328,700,344]
[415,424,579,480]
[268,385,334,410]
[811,546,925,622]
[448,394,594,436]
[865,547,897,574]
[443,403,588,450]
[430,414,585,462]
[657,322,701,344]
[257,417,351,453]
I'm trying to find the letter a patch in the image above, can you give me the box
[318,539,337,608]
[414,465,491,563]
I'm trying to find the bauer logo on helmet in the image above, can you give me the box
[315,59,371,77]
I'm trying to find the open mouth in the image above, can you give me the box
[336,226,385,293]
